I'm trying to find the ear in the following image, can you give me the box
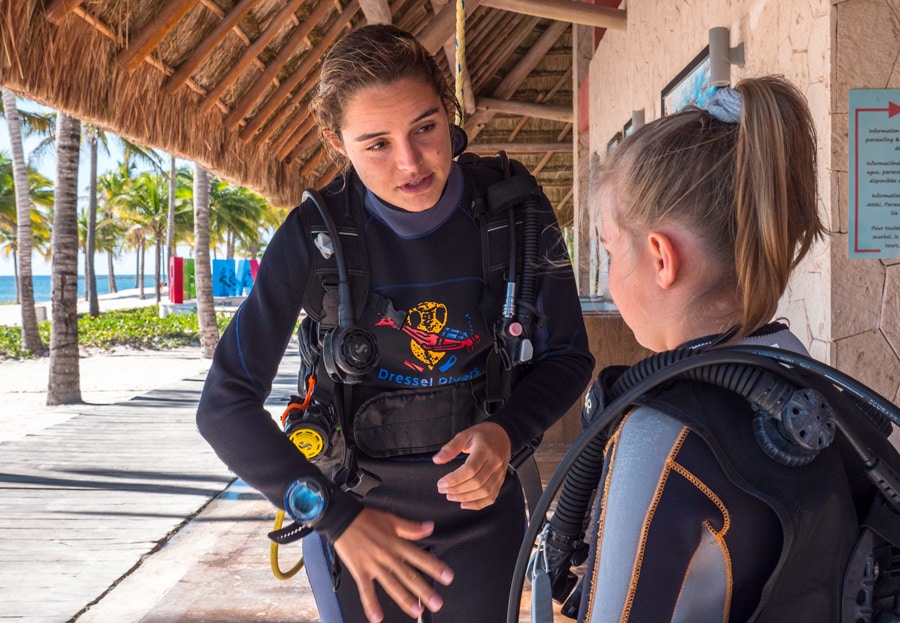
[647,231,680,290]
[323,130,346,157]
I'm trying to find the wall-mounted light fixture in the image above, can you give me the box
[631,109,645,131]
[708,27,745,87]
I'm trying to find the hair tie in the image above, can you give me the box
[703,87,742,124]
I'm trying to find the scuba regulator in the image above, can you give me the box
[508,345,900,623]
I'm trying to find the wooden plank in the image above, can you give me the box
[117,0,199,72]
[165,0,261,94]
[480,0,626,30]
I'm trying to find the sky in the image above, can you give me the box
[0,95,183,277]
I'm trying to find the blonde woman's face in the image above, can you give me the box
[327,77,452,212]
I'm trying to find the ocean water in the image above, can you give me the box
[0,274,159,304]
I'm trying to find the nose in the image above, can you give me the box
[394,139,422,172]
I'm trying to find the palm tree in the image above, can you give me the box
[193,164,217,357]
[208,179,268,259]
[117,171,170,302]
[47,111,82,405]
[0,153,53,302]
[80,125,161,316]
[1,88,44,353]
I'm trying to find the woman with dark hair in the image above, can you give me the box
[197,24,593,623]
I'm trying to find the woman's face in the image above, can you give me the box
[327,77,453,212]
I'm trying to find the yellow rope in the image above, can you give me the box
[455,0,466,125]
[269,509,305,580]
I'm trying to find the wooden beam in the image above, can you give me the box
[275,116,316,160]
[258,75,318,142]
[44,0,85,24]
[224,0,336,132]
[472,15,538,87]
[464,20,569,140]
[417,0,482,54]
[479,0,626,30]
[200,0,307,113]
[476,97,572,123]
[507,66,571,141]
[165,0,259,94]
[117,0,199,72]
[465,142,571,153]
[300,148,328,178]
[359,0,392,24]
[237,1,358,141]
[287,128,324,164]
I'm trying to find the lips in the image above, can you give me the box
[399,173,433,193]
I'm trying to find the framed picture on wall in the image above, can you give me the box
[661,46,713,116]
[606,131,623,154]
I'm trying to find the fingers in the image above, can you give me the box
[439,458,507,509]
[333,509,454,621]
[432,433,466,464]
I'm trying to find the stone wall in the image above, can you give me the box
[580,0,898,405]
[831,0,900,404]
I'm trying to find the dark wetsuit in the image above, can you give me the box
[579,325,865,623]
[197,161,594,622]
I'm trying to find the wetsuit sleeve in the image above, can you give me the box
[487,198,595,452]
[196,205,362,541]
[580,407,729,623]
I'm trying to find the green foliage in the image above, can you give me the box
[0,306,232,359]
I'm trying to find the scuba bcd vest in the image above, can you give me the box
[509,344,900,623]
[281,150,546,490]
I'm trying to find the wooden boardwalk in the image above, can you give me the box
[0,342,577,622]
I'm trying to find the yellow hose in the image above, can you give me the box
[269,509,305,580]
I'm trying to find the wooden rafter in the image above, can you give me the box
[359,0,392,24]
[464,142,571,153]
[117,0,198,73]
[237,1,359,142]
[464,20,568,141]
[258,76,317,143]
[225,0,338,132]
[165,0,260,94]
[274,115,316,160]
[199,0,307,113]
[472,15,538,87]
[480,0,626,30]
[287,127,324,164]
[507,66,572,142]
[44,0,84,24]
[476,97,572,123]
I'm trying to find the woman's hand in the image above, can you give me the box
[432,421,512,510]
[332,507,454,623]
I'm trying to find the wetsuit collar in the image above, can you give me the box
[364,163,464,239]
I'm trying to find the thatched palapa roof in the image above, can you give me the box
[0,0,626,219]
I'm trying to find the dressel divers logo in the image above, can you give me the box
[375,300,480,379]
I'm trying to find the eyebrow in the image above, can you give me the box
[352,107,442,142]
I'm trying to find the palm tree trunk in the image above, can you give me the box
[86,133,100,316]
[48,111,83,405]
[154,237,162,303]
[107,251,117,292]
[2,88,43,354]
[12,248,19,304]
[139,239,145,299]
[167,154,176,264]
[193,164,218,358]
